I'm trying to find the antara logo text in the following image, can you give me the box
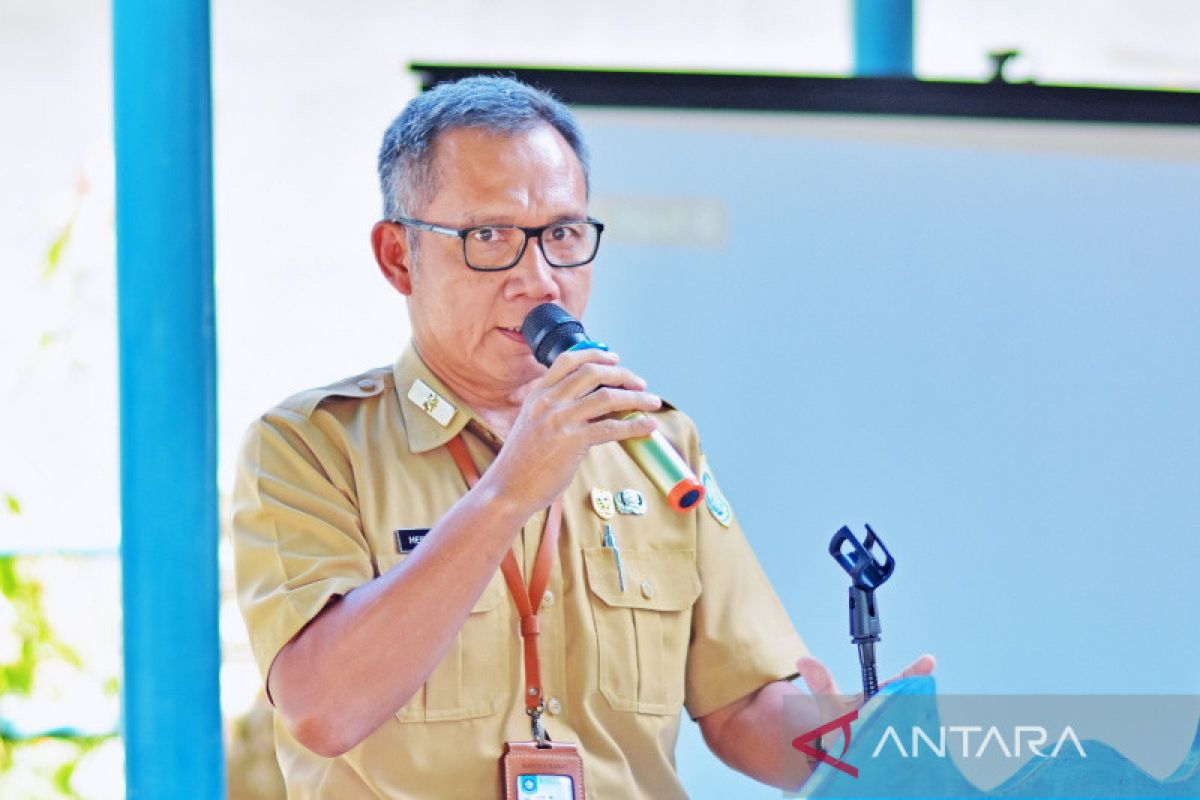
[793,709,1088,779]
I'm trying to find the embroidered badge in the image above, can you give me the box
[614,488,647,516]
[406,379,456,427]
[699,456,732,528]
[590,488,615,520]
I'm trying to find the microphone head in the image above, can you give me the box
[521,303,590,367]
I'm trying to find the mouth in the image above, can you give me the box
[497,326,527,345]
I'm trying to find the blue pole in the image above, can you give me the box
[854,0,915,78]
[113,0,223,796]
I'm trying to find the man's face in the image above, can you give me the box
[394,124,592,401]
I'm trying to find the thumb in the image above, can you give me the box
[796,656,838,696]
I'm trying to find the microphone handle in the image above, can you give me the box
[616,414,704,512]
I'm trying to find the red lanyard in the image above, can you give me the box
[445,434,563,731]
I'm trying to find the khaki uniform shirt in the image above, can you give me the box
[233,344,807,799]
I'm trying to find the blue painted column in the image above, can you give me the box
[113,0,224,796]
[854,0,915,78]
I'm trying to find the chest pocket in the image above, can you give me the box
[582,547,701,715]
[377,554,511,723]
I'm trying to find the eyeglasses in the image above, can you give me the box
[391,216,605,271]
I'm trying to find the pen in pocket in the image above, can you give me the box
[602,523,626,593]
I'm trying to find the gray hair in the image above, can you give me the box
[377,75,591,222]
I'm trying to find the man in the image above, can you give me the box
[233,75,932,798]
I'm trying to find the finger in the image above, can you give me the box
[576,387,662,421]
[554,361,649,400]
[896,653,936,678]
[796,656,842,697]
[585,412,659,445]
[538,346,620,387]
[879,653,937,689]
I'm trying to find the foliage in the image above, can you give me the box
[0,554,113,799]
[1,175,119,798]
[0,556,82,697]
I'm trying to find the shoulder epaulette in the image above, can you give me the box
[276,366,391,417]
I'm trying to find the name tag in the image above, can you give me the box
[395,528,430,553]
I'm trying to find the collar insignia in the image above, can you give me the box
[406,378,456,427]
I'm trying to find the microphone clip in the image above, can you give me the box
[829,524,894,700]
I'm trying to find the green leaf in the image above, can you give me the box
[0,737,13,771]
[4,494,19,515]
[53,751,83,796]
[0,556,16,594]
[41,221,74,281]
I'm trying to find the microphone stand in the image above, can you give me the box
[829,524,895,701]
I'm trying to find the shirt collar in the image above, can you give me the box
[392,343,476,454]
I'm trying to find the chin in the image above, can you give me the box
[503,354,545,384]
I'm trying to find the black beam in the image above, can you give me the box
[410,63,1200,126]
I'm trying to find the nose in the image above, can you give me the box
[503,234,559,303]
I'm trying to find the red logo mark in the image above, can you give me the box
[792,708,859,778]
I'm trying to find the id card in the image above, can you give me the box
[501,741,584,800]
[516,774,574,800]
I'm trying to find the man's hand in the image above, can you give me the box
[698,653,936,790]
[795,652,937,755]
[797,652,936,700]
[485,347,662,514]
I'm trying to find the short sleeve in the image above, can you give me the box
[654,410,809,720]
[231,408,373,682]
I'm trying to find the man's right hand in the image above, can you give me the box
[485,347,663,514]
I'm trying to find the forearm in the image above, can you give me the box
[268,470,530,756]
[699,680,823,791]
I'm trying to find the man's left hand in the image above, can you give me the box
[795,652,937,738]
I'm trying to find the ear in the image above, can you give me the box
[372,220,414,296]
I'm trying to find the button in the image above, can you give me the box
[546,697,562,715]
[540,590,555,609]
[357,378,377,391]
[640,580,655,599]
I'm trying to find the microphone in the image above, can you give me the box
[521,303,705,513]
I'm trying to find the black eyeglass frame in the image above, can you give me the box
[389,216,605,271]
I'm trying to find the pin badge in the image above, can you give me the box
[406,379,456,427]
[590,488,615,520]
[699,456,732,528]
[614,488,647,516]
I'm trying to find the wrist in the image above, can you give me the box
[471,469,540,528]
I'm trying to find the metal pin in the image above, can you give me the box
[603,523,626,592]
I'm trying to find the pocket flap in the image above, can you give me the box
[583,547,701,611]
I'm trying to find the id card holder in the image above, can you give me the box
[502,741,585,800]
